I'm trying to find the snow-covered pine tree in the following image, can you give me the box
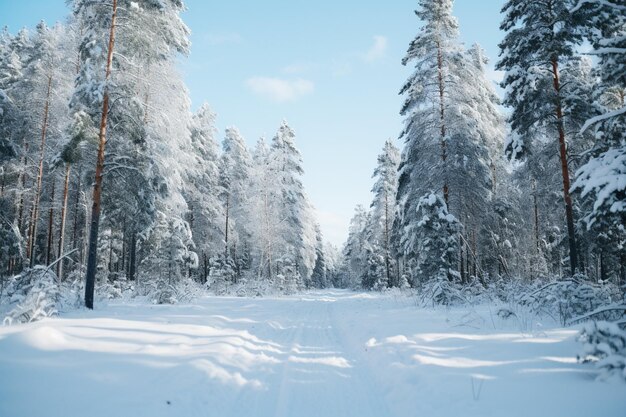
[450,43,507,283]
[497,0,586,275]
[70,0,190,308]
[219,127,252,280]
[363,140,400,289]
[248,137,279,282]
[413,192,461,285]
[395,0,501,285]
[311,224,327,289]
[571,0,625,284]
[342,205,370,289]
[0,27,23,163]
[398,0,464,206]
[269,121,317,289]
[184,104,223,283]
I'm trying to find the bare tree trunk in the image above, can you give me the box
[384,190,391,287]
[46,179,56,265]
[16,141,30,234]
[128,232,137,281]
[224,193,230,259]
[0,168,5,197]
[71,164,82,249]
[436,41,449,205]
[84,0,118,309]
[27,75,53,267]
[459,237,466,283]
[551,57,578,275]
[532,179,540,253]
[56,164,71,279]
[121,216,126,273]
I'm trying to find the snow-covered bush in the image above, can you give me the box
[520,276,621,325]
[417,275,466,306]
[207,256,236,295]
[232,278,275,298]
[578,321,626,381]
[2,267,59,325]
[97,277,134,301]
[141,277,203,305]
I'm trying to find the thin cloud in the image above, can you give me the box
[364,36,388,62]
[246,77,314,102]
[331,61,352,78]
[281,63,311,75]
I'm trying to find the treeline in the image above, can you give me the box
[0,0,337,304]
[342,0,625,292]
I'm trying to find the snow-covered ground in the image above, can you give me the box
[0,290,623,417]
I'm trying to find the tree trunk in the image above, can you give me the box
[0,169,5,197]
[84,0,118,309]
[128,232,137,281]
[56,164,71,279]
[121,216,126,273]
[384,190,391,287]
[551,57,578,275]
[27,75,53,266]
[224,194,230,259]
[532,179,540,253]
[71,164,82,249]
[46,179,56,265]
[17,141,30,234]
[436,41,449,205]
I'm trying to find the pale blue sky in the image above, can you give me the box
[1,0,506,246]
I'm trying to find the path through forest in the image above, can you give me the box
[0,290,624,417]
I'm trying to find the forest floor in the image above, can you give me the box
[0,289,624,417]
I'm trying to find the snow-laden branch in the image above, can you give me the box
[568,304,626,325]
[580,107,626,134]
[572,0,626,13]
[586,47,626,55]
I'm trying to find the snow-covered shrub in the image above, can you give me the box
[232,278,275,298]
[97,277,134,301]
[2,267,59,325]
[485,277,539,304]
[578,321,626,381]
[275,256,304,295]
[460,277,488,304]
[361,248,387,290]
[207,256,236,295]
[520,276,620,325]
[142,277,203,305]
[417,275,466,306]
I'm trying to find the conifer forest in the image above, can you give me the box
[0,1,625,416]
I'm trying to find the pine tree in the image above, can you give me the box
[399,0,463,205]
[220,127,252,278]
[571,0,625,284]
[395,0,502,283]
[269,121,317,287]
[497,0,585,274]
[70,0,191,308]
[184,104,223,283]
[311,225,327,289]
[342,205,370,289]
[412,192,461,284]
[365,140,400,288]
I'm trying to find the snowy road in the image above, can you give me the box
[0,290,624,417]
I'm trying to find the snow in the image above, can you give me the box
[0,290,624,417]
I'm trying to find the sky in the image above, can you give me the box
[1,0,506,247]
